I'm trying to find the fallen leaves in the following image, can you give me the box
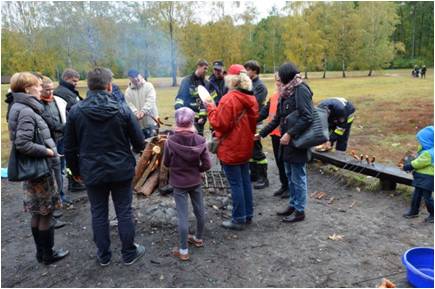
[377,278,396,288]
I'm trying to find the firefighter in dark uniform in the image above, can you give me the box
[174,59,217,136]
[318,97,355,151]
[244,60,269,189]
[209,60,228,106]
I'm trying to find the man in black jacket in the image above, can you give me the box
[54,68,86,192]
[318,97,355,152]
[244,60,269,189]
[64,67,146,266]
[208,60,228,106]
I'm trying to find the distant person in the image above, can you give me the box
[125,69,159,139]
[318,97,355,152]
[421,65,427,79]
[257,62,314,223]
[402,126,434,223]
[64,67,146,266]
[174,59,216,136]
[54,68,86,193]
[208,60,228,106]
[244,60,269,189]
[163,107,211,261]
[8,72,69,264]
[205,64,259,230]
[412,65,420,78]
[257,73,289,198]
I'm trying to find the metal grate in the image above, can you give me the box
[203,170,230,194]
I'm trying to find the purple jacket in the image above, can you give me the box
[163,131,211,188]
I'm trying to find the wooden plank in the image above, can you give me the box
[311,150,413,186]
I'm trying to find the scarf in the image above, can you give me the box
[40,93,54,103]
[280,74,303,99]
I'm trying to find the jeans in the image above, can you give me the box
[222,163,253,224]
[409,187,434,216]
[86,179,137,263]
[284,162,308,212]
[173,185,205,250]
[271,135,289,188]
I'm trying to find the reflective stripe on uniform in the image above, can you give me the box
[347,114,354,123]
[334,127,345,136]
[210,91,218,100]
[198,111,207,116]
[256,159,268,165]
[66,168,73,176]
[175,98,184,105]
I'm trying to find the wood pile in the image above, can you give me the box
[133,135,169,196]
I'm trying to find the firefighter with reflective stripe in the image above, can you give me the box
[174,59,217,136]
[209,60,228,106]
[245,60,269,189]
[318,97,356,151]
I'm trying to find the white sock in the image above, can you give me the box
[179,248,188,255]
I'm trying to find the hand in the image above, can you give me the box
[138,111,145,120]
[46,148,55,157]
[73,175,83,183]
[254,133,261,141]
[280,133,291,145]
[325,141,332,148]
[197,118,205,125]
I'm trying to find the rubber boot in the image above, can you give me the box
[249,162,258,182]
[68,175,86,192]
[40,227,69,265]
[254,163,269,189]
[31,227,43,263]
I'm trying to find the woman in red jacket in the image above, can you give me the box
[205,64,259,230]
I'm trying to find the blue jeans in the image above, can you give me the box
[284,162,308,212]
[222,163,253,224]
[86,179,137,263]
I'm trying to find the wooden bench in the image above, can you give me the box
[311,150,413,190]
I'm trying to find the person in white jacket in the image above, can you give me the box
[125,69,159,138]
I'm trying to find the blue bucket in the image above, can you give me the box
[402,247,434,288]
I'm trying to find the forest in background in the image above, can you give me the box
[1,1,433,84]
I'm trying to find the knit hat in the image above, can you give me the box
[127,69,139,78]
[227,64,246,75]
[175,107,195,128]
[278,62,300,85]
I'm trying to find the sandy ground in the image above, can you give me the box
[1,158,433,288]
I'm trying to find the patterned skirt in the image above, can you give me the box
[23,174,61,215]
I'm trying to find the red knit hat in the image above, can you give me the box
[227,64,246,75]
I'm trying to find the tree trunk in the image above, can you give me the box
[323,56,327,79]
[169,20,177,87]
[304,71,308,79]
[368,69,373,77]
[411,3,416,58]
[342,60,346,78]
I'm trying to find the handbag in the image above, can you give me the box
[8,127,50,182]
[207,109,247,154]
[286,106,330,149]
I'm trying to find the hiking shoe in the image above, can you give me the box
[276,206,295,216]
[281,190,290,199]
[282,211,305,223]
[99,258,111,267]
[403,212,419,219]
[221,220,244,231]
[273,187,288,197]
[124,244,145,266]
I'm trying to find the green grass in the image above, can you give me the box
[1,69,433,168]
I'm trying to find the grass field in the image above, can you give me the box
[1,69,433,167]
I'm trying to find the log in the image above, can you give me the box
[158,146,169,188]
[133,139,156,187]
[138,170,159,197]
[134,153,159,192]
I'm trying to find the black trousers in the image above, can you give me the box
[271,135,289,188]
[333,122,352,152]
[251,139,267,162]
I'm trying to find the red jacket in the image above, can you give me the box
[207,89,258,165]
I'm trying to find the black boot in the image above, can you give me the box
[254,163,269,189]
[68,175,86,192]
[249,162,258,182]
[273,186,288,197]
[282,211,305,223]
[276,206,295,216]
[281,190,290,199]
[31,227,43,263]
[40,227,69,265]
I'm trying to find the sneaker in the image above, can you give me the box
[403,212,419,219]
[99,258,111,267]
[124,244,145,266]
[424,216,434,223]
[221,220,244,231]
[172,247,189,261]
[188,234,204,247]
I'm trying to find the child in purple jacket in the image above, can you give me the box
[163,107,212,261]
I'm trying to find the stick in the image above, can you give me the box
[349,201,356,208]
[138,170,159,197]
[134,153,159,192]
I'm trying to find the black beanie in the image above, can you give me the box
[278,62,300,85]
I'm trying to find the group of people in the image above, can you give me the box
[6,58,433,266]
[412,64,427,78]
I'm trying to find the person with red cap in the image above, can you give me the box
[204,64,259,230]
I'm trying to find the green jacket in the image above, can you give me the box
[411,145,434,176]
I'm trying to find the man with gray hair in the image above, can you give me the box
[64,67,146,266]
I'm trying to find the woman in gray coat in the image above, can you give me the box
[7,72,69,265]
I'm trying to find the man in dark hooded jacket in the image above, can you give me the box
[64,67,146,266]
